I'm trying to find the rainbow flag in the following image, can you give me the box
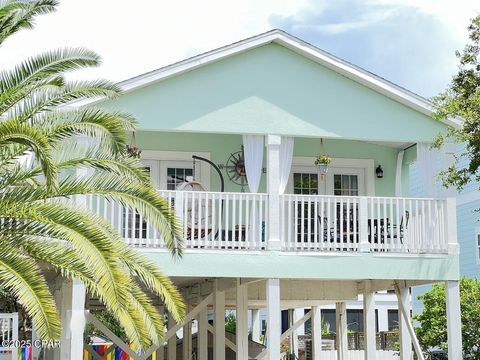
[17,346,32,360]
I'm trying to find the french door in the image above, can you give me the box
[123,160,194,240]
[289,166,365,244]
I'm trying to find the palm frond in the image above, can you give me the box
[0,48,101,114]
[0,240,60,340]
[0,119,55,187]
[0,0,57,45]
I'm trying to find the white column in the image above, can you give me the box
[312,306,322,360]
[252,309,261,343]
[11,313,18,360]
[398,288,412,360]
[198,307,208,360]
[266,134,281,250]
[446,281,462,360]
[168,314,176,360]
[266,279,281,360]
[236,279,249,360]
[335,302,347,360]
[363,283,376,360]
[59,278,86,360]
[183,303,192,360]
[214,290,226,360]
[288,309,299,358]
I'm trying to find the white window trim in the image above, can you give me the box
[289,157,375,196]
[140,150,211,190]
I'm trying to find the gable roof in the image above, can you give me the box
[111,29,460,129]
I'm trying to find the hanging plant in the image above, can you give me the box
[126,132,142,159]
[126,144,141,159]
[314,154,331,175]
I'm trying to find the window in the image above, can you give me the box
[166,167,193,190]
[293,172,318,242]
[333,174,359,196]
[388,310,399,331]
[293,172,318,195]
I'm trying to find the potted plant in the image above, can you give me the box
[314,154,332,175]
[126,132,142,159]
[126,144,142,159]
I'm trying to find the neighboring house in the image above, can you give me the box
[51,30,462,360]
[454,144,480,279]
[410,143,480,318]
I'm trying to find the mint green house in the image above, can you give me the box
[58,30,462,360]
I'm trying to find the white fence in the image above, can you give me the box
[88,190,268,250]
[280,194,449,253]
[318,350,399,359]
[0,313,18,360]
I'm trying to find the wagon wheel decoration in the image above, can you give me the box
[218,148,248,191]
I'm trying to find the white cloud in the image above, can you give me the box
[0,0,309,82]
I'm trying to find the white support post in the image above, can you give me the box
[288,309,299,358]
[446,281,462,360]
[335,302,347,360]
[214,289,226,360]
[252,309,261,343]
[198,307,208,360]
[398,287,412,360]
[168,314,176,360]
[311,306,322,360]
[59,278,86,360]
[183,304,192,360]
[266,278,281,360]
[266,135,281,250]
[236,279,249,360]
[359,198,371,252]
[11,313,18,360]
[363,283,376,360]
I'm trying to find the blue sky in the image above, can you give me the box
[0,0,478,98]
[270,1,464,97]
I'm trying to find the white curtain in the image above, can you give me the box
[243,135,264,242]
[417,143,438,198]
[395,150,404,197]
[242,135,264,193]
[279,137,294,194]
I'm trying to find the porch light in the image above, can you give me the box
[376,165,384,178]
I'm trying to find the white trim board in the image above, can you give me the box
[73,30,461,129]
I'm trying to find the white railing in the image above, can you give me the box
[88,191,451,254]
[280,195,449,253]
[0,313,18,360]
[88,191,268,250]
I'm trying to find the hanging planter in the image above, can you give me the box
[126,132,142,159]
[314,154,331,175]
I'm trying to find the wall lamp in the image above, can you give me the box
[376,165,384,179]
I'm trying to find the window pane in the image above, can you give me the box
[334,175,341,189]
[351,175,358,190]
